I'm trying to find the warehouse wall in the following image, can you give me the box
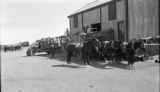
[128,0,159,40]
[69,14,83,35]
[101,0,125,40]
[83,8,101,27]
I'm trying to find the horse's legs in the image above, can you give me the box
[82,56,86,65]
[81,52,86,65]
[84,59,87,65]
[104,57,107,63]
[51,50,54,57]
[82,57,86,65]
[66,55,69,64]
[86,53,90,65]
[83,52,87,65]
[111,57,115,64]
[68,56,71,64]
[130,58,135,69]
[126,56,131,69]
[127,56,135,70]
[86,57,90,65]
[66,51,72,64]
[111,53,116,64]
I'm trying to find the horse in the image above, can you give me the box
[81,37,101,65]
[96,40,124,64]
[110,40,125,64]
[65,43,81,64]
[125,39,146,69]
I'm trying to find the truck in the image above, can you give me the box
[26,38,59,56]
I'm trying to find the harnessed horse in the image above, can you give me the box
[125,40,146,69]
[65,43,81,64]
[81,37,101,65]
[95,40,124,64]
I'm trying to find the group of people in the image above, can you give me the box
[80,26,95,46]
[3,45,22,52]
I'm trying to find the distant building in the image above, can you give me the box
[68,0,159,42]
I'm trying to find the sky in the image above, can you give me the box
[0,0,94,45]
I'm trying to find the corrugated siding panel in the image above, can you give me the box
[93,8,100,24]
[83,8,100,27]
[70,17,74,34]
[78,14,82,30]
[101,5,118,40]
[70,14,83,35]
[128,0,159,40]
[101,6,109,31]
[117,0,125,21]
[116,0,126,40]
[83,12,89,26]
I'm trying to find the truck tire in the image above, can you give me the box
[31,50,35,56]
[47,51,51,54]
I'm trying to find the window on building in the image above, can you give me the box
[108,3,116,20]
[73,15,78,28]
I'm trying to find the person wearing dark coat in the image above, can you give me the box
[51,45,55,58]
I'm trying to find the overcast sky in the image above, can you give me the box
[0,0,94,45]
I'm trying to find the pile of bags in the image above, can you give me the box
[92,28,115,41]
[35,37,54,49]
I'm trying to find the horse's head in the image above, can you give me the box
[138,40,146,52]
[130,40,146,52]
[111,40,123,50]
[121,41,128,52]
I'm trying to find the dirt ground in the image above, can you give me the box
[1,48,159,92]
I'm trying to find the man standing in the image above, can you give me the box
[51,44,55,58]
[86,26,91,33]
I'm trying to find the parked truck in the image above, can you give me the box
[26,38,59,56]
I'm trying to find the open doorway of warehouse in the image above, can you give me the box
[91,23,101,32]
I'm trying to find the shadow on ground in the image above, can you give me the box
[51,64,86,69]
[105,63,128,70]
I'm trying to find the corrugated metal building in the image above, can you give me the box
[68,0,159,42]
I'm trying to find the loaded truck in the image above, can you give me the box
[26,38,59,56]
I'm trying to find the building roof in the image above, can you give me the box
[68,0,112,17]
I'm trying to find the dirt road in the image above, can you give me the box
[1,49,159,92]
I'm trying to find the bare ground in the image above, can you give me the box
[1,48,159,92]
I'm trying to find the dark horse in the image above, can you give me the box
[110,40,125,64]
[81,37,101,65]
[125,40,146,69]
[65,43,81,64]
[97,40,124,64]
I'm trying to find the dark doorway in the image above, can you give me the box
[118,21,125,41]
[91,23,101,32]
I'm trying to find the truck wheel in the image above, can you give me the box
[31,50,35,56]
[47,51,51,54]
